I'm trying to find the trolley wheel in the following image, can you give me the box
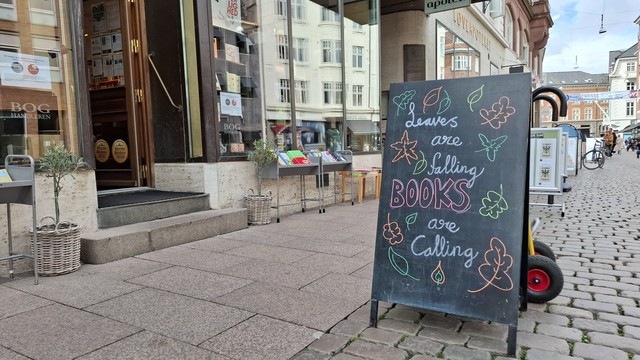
[533,240,556,262]
[319,209,322,214]
[528,255,564,304]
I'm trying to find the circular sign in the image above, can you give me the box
[111,139,129,164]
[94,139,110,163]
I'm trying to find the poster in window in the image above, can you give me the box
[92,57,103,77]
[101,34,112,54]
[0,50,52,90]
[112,53,124,77]
[91,3,106,33]
[220,92,242,116]
[111,32,122,53]
[211,0,241,32]
[225,44,240,63]
[227,72,241,93]
[91,36,102,55]
[102,55,114,77]
[106,0,120,30]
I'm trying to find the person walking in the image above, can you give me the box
[614,132,623,154]
[604,128,614,157]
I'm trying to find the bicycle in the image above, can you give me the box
[582,139,606,170]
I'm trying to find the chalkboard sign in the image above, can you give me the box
[371,73,531,326]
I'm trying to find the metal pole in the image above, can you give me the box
[286,0,297,147]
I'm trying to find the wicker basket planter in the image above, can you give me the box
[31,218,81,276]
[245,189,272,225]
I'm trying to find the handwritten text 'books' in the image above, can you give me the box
[0,169,12,183]
[371,73,531,326]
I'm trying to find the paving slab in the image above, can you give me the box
[0,286,53,319]
[0,304,139,360]
[201,315,318,360]
[135,246,249,272]
[85,288,252,345]
[300,272,372,303]
[77,257,173,280]
[215,258,330,289]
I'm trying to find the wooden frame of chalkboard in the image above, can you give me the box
[370,73,532,356]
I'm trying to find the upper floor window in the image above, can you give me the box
[627,81,635,91]
[0,0,16,21]
[293,38,308,63]
[278,79,290,103]
[323,81,342,105]
[322,39,341,64]
[504,9,513,48]
[321,8,340,22]
[585,108,593,120]
[627,102,635,116]
[276,34,288,60]
[453,55,470,71]
[352,46,363,69]
[295,80,308,104]
[522,33,529,64]
[277,0,305,20]
[572,108,580,120]
[352,85,363,106]
[627,63,636,72]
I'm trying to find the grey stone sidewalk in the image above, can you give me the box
[1,150,640,360]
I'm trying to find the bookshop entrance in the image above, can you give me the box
[82,0,194,190]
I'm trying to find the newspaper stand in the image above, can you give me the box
[318,150,354,208]
[263,160,322,223]
[0,155,38,284]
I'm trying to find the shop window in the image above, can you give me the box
[436,22,480,79]
[346,120,380,152]
[0,0,79,165]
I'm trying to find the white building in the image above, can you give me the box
[608,45,638,130]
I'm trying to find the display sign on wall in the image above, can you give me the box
[425,0,471,15]
[220,92,242,116]
[371,73,531,327]
[0,51,52,90]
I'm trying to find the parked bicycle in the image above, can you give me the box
[582,139,606,170]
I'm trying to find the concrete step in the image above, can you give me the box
[97,192,210,229]
[81,208,248,264]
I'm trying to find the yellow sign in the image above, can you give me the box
[95,139,110,163]
[111,139,129,164]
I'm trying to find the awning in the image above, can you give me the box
[347,120,380,135]
[622,123,640,133]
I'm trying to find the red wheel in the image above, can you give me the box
[527,255,564,303]
[528,269,551,292]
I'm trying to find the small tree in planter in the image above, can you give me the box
[34,144,85,275]
[245,138,277,225]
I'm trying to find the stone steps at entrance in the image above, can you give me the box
[81,208,248,264]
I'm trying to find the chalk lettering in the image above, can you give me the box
[428,152,484,187]
[405,102,458,129]
[431,135,463,147]
[427,218,460,233]
[411,234,479,268]
[390,178,470,213]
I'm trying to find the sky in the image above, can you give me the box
[543,0,639,74]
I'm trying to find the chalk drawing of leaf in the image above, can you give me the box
[388,246,419,281]
[468,237,514,293]
[423,86,442,113]
[392,90,416,116]
[437,90,451,114]
[467,85,484,112]
[390,130,419,165]
[413,150,428,175]
[480,96,516,129]
[479,185,508,219]
[405,212,418,230]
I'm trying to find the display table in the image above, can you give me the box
[0,155,38,284]
[339,170,381,203]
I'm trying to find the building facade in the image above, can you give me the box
[539,72,609,138]
[608,45,638,132]
[0,0,551,273]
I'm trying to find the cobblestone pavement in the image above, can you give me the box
[292,150,640,360]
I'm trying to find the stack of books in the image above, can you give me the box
[0,169,12,183]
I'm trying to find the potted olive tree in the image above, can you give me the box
[34,144,85,275]
[245,138,277,225]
